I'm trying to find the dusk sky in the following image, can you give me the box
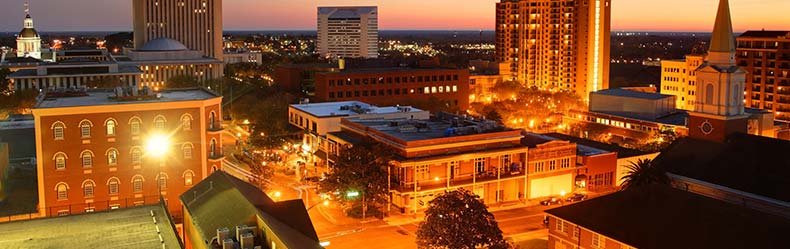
[1,0,789,32]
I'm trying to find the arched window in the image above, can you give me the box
[705,83,715,105]
[154,115,166,130]
[182,143,193,159]
[53,152,67,170]
[82,180,95,197]
[106,148,118,166]
[157,173,168,190]
[52,121,66,140]
[132,176,144,193]
[209,111,216,129]
[212,165,218,173]
[733,84,741,104]
[183,170,195,186]
[210,139,217,157]
[81,150,94,168]
[131,147,142,165]
[79,120,93,138]
[107,177,120,195]
[105,119,117,136]
[56,183,69,200]
[129,117,142,135]
[181,114,193,131]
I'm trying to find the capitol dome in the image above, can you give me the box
[18,27,39,38]
[139,38,189,51]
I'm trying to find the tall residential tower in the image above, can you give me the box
[317,6,379,59]
[496,0,611,99]
[132,0,223,60]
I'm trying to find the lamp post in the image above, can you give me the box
[146,133,171,197]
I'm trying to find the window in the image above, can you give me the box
[591,233,605,248]
[56,183,68,200]
[158,174,167,190]
[535,162,545,172]
[549,160,556,171]
[131,148,142,165]
[705,83,715,105]
[83,180,95,197]
[561,158,571,169]
[81,150,94,168]
[183,171,194,186]
[105,119,116,136]
[209,112,216,129]
[132,176,144,192]
[130,117,142,135]
[52,121,66,140]
[181,114,192,131]
[108,178,119,195]
[210,139,217,157]
[96,149,111,167]
[474,158,486,174]
[183,143,193,159]
[54,152,67,170]
[79,120,92,138]
[154,115,166,130]
[449,161,460,179]
[416,165,430,181]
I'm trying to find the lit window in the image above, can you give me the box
[132,176,143,192]
[183,143,193,159]
[154,116,166,130]
[83,180,95,197]
[209,112,217,129]
[106,119,116,136]
[107,149,118,166]
[130,117,142,135]
[81,151,93,168]
[108,178,119,195]
[158,174,167,190]
[53,122,65,140]
[181,114,192,131]
[79,120,92,138]
[131,148,142,165]
[54,152,66,170]
[56,183,68,200]
[210,139,217,157]
[592,233,605,248]
[474,158,486,174]
[184,171,194,186]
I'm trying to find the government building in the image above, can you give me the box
[32,88,223,218]
[317,6,379,59]
[496,0,611,99]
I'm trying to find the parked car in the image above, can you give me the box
[565,193,587,202]
[540,197,562,206]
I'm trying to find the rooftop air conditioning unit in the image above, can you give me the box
[217,227,231,244]
[239,233,254,249]
[236,225,256,241]
[222,238,236,249]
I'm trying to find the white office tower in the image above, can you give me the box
[317,6,379,59]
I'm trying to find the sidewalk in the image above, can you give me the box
[384,198,545,226]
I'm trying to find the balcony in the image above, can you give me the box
[392,166,526,193]
[208,122,224,133]
[208,151,225,161]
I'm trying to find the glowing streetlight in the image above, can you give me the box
[274,191,282,198]
[145,133,171,158]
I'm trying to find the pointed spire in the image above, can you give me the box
[709,0,736,53]
[24,0,30,17]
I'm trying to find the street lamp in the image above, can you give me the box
[146,133,172,196]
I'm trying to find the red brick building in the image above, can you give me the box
[32,88,223,218]
[313,68,471,111]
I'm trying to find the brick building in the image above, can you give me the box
[32,88,223,218]
[313,68,471,111]
[738,31,790,120]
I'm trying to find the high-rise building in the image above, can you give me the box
[317,6,379,59]
[16,1,41,59]
[660,55,704,110]
[132,0,223,61]
[738,31,790,120]
[496,0,611,99]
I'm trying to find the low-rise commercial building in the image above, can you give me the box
[9,57,142,91]
[660,55,704,110]
[181,171,322,249]
[32,88,223,218]
[224,49,263,65]
[119,38,223,88]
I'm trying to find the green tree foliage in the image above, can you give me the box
[247,159,275,191]
[0,67,12,94]
[318,142,391,219]
[103,32,133,53]
[416,189,510,249]
[620,159,670,190]
[234,90,294,149]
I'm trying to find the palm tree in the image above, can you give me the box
[620,159,669,190]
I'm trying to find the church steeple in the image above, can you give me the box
[707,0,736,65]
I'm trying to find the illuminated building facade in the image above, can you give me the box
[313,68,471,111]
[738,31,790,120]
[8,54,142,91]
[16,1,41,59]
[317,6,379,59]
[660,55,704,110]
[32,88,223,218]
[496,0,611,99]
[119,38,223,88]
[132,0,223,60]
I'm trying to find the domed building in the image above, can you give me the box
[119,38,222,88]
[16,1,41,59]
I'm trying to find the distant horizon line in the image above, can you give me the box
[0,29,743,33]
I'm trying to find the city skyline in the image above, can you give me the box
[0,0,788,32]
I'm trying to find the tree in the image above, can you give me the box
[0,67,11,94]
[416,189,509,249]
[248,159,275,191]
[620,159,669,190]
[318,142,391,219]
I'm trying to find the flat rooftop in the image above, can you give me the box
[546,184,790,249]
[592,88,674,100]
[0,205,181,249]
[318,67,464,75]
[290,101,424,118]
[343,113,515,143]
[523,132,611,157]
[35,88,220,109]
[543,133,649,158]
[9,64,142,78]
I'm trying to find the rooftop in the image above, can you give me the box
[546,184,789,249]
[138,38,189,51]
[290,101,424,118]
[35,88,220,109]
[654,133,790,202]
[318,67,464,75]
[587,108,768,127]
[180,171,321,249]
[522,132,612,157]
[739,30,790,38]
[542,133,648,158]
[592,88,674,101]
[0,204,181,249]
[9,64,142,78]
[343,112,515,143]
